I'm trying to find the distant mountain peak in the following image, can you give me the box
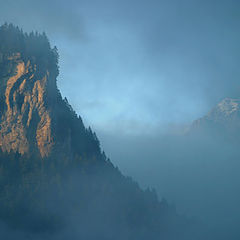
[189,97,240,139]
[209,98,240,118]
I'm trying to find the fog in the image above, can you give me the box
[0,0,240,239]
[98,128,240,235]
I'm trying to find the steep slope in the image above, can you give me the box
[0,23,100,160]
[0,24,207,240]
[0,24,59,157]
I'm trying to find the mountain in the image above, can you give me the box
[0,24,207,240]
[190,98,240,142]
[0,23,100,160]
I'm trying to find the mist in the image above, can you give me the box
[97,127,240,239]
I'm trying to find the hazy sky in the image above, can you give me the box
[1,0,240,135]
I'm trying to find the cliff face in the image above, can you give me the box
[0,23,102,160]
[0,23,62,158]
[0,53,55,157]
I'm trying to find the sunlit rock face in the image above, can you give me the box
[0,53,55,157]
[0,24,100,160]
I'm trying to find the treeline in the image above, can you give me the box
[0,23,59,76]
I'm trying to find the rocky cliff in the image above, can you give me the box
[0,24,99,160]
[0,54,54,157]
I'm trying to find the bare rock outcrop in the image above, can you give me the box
[0,54,53,157]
